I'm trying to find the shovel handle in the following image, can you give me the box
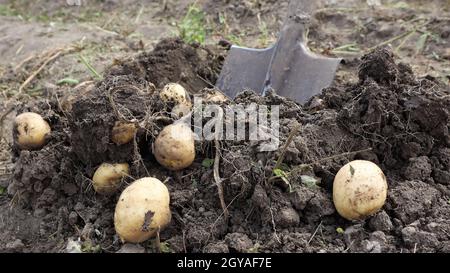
[287,0,316,18]
[279,0,317,44]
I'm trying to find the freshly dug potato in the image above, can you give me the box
[333,160,388,220]
[114,177,171,243]
[14,112,51,150]
[112,121,137,145]
[153,123,195,171]
[159,83,190,104]
[92,163,129,195]
[171,102,192,119]
[204,90,228,104]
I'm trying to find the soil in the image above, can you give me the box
[0,0,449,253]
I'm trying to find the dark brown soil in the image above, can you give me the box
[1,36,449,253]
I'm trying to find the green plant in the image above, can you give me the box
[78,54,102,80]
[57,78,79,86]
[81,241,102,253]
[273,168,292,192]
[159,242,172,253]
[300,175,320,189]
[0,186,5,195]
[202,158,214,168]
[178,1,206,44]
[247,243,261,253]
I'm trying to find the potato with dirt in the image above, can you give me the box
[92,163,130,195]
[153,122,195,171]
[160,83,190,105]
[13,112,51,150]
[333,160,388,220]
[114,177,171,243]
[111,121,137,145]
[161,83,193,118]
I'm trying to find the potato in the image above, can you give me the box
[114,177,171,243]
[171,102,192,119]
[159,83,190,104]
[204,90,228,104]
[153,123,195,171]
[112,121,137,145]
[92,163,129,195]
[333,160,388,220]
[14,112,51,150]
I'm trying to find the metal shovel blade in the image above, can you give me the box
[216,0,341,104]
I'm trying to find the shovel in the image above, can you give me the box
[216,0,341,104]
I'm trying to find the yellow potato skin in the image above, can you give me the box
[92,163,129,195]
[204,91,228,104]
[171,102,192,118]
[333,160,388,221]
[159,83,190,105]
[114,177,171,243]
[14,112,51,150]
[153,123,195,171]
[111,121,137,145]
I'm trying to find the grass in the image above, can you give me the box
[0,2,104,24]
[0,4,20,17]
[178,1,206,44]
[78,54,102,80]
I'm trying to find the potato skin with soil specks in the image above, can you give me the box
[153,123,195,171]
[114,177,171,243]
[160,83,190,104]
[333,160,388,221]
[14,112,51,150]
[92,163,129,195]
[111,121,137,145]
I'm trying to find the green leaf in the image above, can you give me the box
[57,78,79,86]
[273,168,286,178]
[301,175,319,188]
[159,242,172,253]
[392,1,409,9]
[336,227,345,234]
[178,3,206,44]
[202,158,214,168]
[0,186,5,195]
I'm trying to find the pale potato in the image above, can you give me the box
[14,112,51,150]
[114,177,171,243]
[159,83,190,104]
[333,160,388,220]
[204,90,228,104]
[92,163,129,195]
[171,102,192,119]
[112,121,137,145]
[153,123,195,171]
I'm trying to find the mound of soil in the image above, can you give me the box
[2,39,449,253]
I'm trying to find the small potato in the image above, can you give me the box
[171,102,192,119]
[114,177,171,243]
[112,121,137,145]
[92,163,129,195]
[153,123,195,171]
[14,112,51,150]
[333,160,388,221]
[159,83,190,105]
[204,90,228,104]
